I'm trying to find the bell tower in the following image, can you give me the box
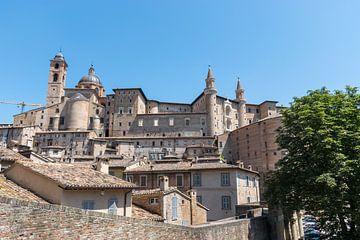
[46,51,68,106]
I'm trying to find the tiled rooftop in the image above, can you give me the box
[125,161,258,174]
[10,161,137,190]
[0,175,47,203]
[0,147,30,162]
[131,204,163,221]
[133,187,178,196]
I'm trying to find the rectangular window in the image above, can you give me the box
[118,107,124,114]
[127,107,133,114]
[126,175,133,183]
[201,117,205,126]
[59,117,65,125]
[49,117,54,125]
[185,118,190,126]
[253,177,256,187]
[221,196,231,210]
[246,176,250,187]
[149,198,158,205]
[157,175,164,187]
[138,119,143,127]
[172,196,178,220]
[196,196,203,204]
[140,175,147,187]
[82,200,95,210]
[154,119,159,126]
[221,173,230,186]
[169,118,174,126]
[176,174,183,187]
[193,173,201,187]
[108,198,118,215]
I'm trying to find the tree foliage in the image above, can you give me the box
[266,87,360,239]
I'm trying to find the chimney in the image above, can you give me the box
[189,190,197,225]
[238,161,244,168]
[159,176,169,191]
[96,157,109,174]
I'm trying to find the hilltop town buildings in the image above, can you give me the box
[3,52,285,221]
[11,52,283,163]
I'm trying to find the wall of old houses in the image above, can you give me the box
[228,116,283,199]
[61,189,132,217]
[33,131,94,160]
[127,113,208,137]
[4,164,62,203]
[0,126,39,148]
[128,172,192,191]
[0,196,270,240]
[191,169,259,221]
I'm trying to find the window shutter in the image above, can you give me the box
[172,197,178,220]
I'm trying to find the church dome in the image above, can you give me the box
[54,51,65,61]
[78,65,102,85]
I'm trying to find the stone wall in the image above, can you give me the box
[0,196,269,240]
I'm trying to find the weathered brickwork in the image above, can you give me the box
[0,196,269,240]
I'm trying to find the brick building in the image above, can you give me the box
[124,160,260,221]
[11,52,282,162]
[133,176,208,225]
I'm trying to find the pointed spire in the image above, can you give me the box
[207,65,214,79]
[237,77,242,90]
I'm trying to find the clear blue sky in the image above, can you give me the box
[0,1,359,123]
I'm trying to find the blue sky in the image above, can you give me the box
[0,1,359,123]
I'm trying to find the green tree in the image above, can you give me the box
[266,87,360,239]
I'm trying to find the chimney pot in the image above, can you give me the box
[159,176,169,191]
[95,157,109,174]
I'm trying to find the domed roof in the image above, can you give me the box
[78,65,102,85]
[54,51,65,61]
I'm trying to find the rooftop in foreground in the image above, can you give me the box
[7,160,137,190]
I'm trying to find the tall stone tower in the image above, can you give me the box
[204,66,218,136]
[235,78,246,128]
[46,52,68,106]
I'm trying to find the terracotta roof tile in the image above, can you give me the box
[132,187,178,196]
[11,161,137,190]
[125,161,258,174]
[0,147,31,162]
[131,204,163,221]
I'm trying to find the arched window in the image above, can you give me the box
[226,119,232,130]
[54,63,59,69]
[53,73,58,82]
[225,105,231,116]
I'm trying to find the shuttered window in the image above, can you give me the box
[108,198,118,215]
[172,197,178,220]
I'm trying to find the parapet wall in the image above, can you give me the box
[0,196,269,240]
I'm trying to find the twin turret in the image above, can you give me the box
[203,66,247,135]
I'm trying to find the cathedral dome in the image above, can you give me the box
[78,65,102,85]
[54,51,65,61]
